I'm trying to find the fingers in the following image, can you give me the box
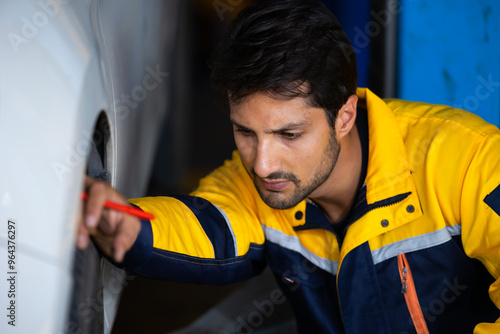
[84,176,128,234]
[76,222,90,250]
[84,176,112,229]
[89,214,141,263]
[80,176,141,263]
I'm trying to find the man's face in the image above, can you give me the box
[230,93,340,209]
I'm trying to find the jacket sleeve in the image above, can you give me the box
[460,131,500,333]
[119,151,267,285]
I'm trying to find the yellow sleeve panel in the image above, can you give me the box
[129,151,267,259]
[461,136,500,276]
[128,196,216,259]
[189,151,267,256]
[460,131,500,332]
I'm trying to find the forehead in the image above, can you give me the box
[229,93,327,126]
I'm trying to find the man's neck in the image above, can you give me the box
[308,124,363,224]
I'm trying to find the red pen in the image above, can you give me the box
[81,193,155,220]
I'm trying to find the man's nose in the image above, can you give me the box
[253,139,281,178]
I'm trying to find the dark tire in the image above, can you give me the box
[67,114,111,334]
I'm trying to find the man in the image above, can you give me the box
[79,1,500,333]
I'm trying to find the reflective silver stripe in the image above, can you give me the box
[261,224,338,275]
[371,224,462,265]
[212,204,238,257]
[447,224,461,236]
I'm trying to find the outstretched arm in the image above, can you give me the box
[77,152,267,285]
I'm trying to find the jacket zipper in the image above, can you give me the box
[397,253,429,334]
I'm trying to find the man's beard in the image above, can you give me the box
[251,134,340,210]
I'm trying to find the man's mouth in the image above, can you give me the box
[260,179,291,192]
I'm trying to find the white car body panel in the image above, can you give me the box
[0,0,179,333]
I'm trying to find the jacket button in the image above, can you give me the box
[406,205,415,213]
[295,211,304,220]
[381,219,389,227]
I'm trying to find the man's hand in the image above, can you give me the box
[77,176,142,263]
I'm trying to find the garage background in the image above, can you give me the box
[112,0,500,333]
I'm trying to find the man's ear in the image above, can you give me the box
[335,95,358,140]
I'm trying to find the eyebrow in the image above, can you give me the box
[231,119,308,134]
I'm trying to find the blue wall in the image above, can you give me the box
[324,0,372,88]
[398,0,500,126]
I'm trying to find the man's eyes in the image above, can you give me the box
[279,132,302,140]
[234,128,253,136]
[234,127,302,140]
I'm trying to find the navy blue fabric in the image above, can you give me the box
[412,237,498,333]
[296,190,412,245]
[118,204,266,285]
[485,184,500,217]
[356,107,369,187]
[337,242,393,334]
[131,241,266,285]
[172,195,236,259]
[294,201,336,234]
[266,242,344,334]
[120,218,154,269]
[116,202,499,333]
[372,238,498,334]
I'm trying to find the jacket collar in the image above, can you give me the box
[295,89,422,234]
[335,88,423,259]
[358,88,417,205]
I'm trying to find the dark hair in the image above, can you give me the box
[210,0,358,127]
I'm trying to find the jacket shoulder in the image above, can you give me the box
[384,98,500,140]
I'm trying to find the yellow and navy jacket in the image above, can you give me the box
[124,88,500,333]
